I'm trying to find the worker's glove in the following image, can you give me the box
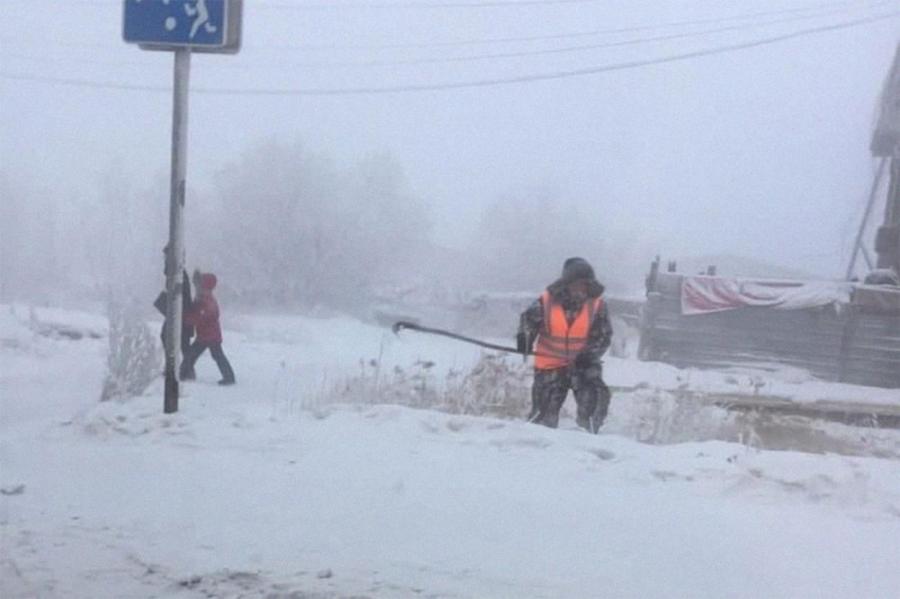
[574,352,593,370]
[516,332,529,354]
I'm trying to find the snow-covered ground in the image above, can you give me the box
[2,305,900,598]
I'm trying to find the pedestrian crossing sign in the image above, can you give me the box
[123,0,242,54]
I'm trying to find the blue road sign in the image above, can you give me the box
[123,0,228,47]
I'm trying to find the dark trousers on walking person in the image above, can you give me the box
[180,340,235,384]
[529,366,611,432]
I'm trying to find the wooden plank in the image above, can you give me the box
[706,393,900,428]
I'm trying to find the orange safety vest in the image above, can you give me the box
[534,291,604,371]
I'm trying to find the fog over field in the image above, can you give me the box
[3,4,900,598]
[2,1,897,306]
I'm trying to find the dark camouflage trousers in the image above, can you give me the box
[528,365,611,433]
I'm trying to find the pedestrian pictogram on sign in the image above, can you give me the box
[123,0,242,54]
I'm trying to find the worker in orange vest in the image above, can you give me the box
[517,257,613,432]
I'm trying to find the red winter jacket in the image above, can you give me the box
[185,273,223,344]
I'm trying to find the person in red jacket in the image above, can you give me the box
[180,271,236,385]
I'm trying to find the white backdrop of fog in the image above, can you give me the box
[1,0,897,308]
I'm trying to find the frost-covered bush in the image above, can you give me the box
[326,353,531,418]
[328,359,443,410]
[100,301,161,401]
[603,387,737,445]
[443,354,531,418]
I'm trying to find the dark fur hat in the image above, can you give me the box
[548,257,605,298]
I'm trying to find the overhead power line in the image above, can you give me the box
[2,10,898,96]
[256,0,864,50]
[1,2,887,71]
[0,0,867,52]
[268,3,894,68]
[1,0,615,9]
[239,0,844,11]
[255,0,605,7]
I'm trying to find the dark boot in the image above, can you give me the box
[210,344,235,385]
[574,367,610,434]
[179,340,205,380]
[530,369,568,428]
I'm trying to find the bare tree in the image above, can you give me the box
[195,140,430,309]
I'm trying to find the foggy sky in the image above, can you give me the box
[2,0,898,287]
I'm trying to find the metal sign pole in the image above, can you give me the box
[123,0,241,413]
[163,47,192,414]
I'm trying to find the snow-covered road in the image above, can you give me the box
[2,306,899,598]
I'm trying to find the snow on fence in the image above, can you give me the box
[638,267,900,390]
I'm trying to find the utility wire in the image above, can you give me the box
[270,3,894,68]
[231,0,849,12]
[1,2,886,71]
[260,0,605,8]
[3,0,615,10]
[256,0,863,50]
[2,11,897,96]
[0,0,866,52]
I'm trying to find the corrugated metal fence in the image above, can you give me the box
[639,272,900,389]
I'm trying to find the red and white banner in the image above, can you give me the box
[681,276,852,316]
